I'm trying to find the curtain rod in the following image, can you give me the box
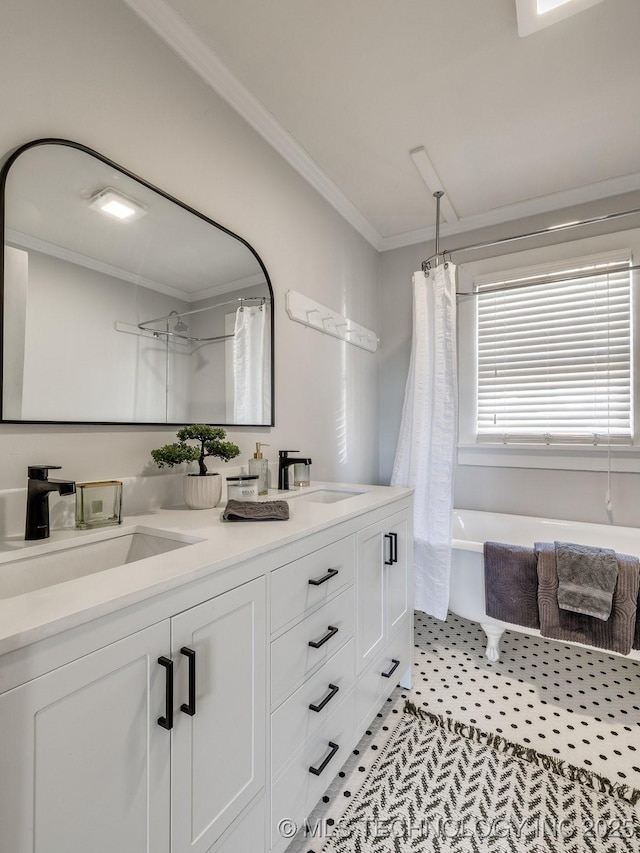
[137,295,269,342]
[421,205,640,271]
[456,261,640,297]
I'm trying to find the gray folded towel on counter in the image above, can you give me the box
[555,541,618,620]
[222,499,290,522]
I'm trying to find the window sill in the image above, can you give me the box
[457,443,640,473]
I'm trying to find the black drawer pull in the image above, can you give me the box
[309,741,339,776]
[309,683,339,713]
[384,532,398,565]
[157,656,174,730]
[381,658,400,679]
[308,568,339,586]
[308,625,339,649]
[180,647,196,716]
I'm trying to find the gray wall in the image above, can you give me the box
[0,0,380,489]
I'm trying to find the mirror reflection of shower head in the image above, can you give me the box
[168,310,188,332]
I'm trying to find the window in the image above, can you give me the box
[475,252,633,445]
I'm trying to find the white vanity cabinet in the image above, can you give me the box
[0,576,266,853]
[356,510,411,729]
[269,536,357,853]
[0,487,413,853]
[0,620,172,853]
[269,506,412,853]
[356,510,410,671]
[171,577,266,853]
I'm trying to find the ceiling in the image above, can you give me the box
[123,0,640,251]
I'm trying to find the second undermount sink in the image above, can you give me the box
[0,527,202,600]
[289,489,365,504]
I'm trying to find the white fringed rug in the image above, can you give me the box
[319,704,640,853]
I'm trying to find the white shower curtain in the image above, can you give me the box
[233,304,271,423]
[391,265,458,620]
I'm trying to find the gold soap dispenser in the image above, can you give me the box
[248,442,270,495]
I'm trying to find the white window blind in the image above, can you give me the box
[476,254,633,444]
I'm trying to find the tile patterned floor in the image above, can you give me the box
[285,611,640,852]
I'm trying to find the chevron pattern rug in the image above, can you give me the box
[319,705,640,853]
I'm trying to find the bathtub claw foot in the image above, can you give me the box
[481,623,504,662]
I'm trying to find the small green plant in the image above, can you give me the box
[151,424,240,476]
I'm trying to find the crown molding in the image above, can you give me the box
[192,272,266,303]
[6,229,189,300]
[380,170,640,252]
[121,0,383,250]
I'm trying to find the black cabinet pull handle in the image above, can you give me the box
[382,658,401,679]
[384,533,394,565]
[384,532,398,565]
[157,656,173,730]
[308,568,339,586]
[308,625,339,649]
[309,683,339,713]
[180,647,196,716]
[309,741,339,776]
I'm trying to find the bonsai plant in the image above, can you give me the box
[152,424,240,509]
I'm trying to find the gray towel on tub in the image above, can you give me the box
[555,541,618,621]
[536,542,639,655]
[484,542,540,628]
[222,499,289,521]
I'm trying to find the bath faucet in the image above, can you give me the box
[277,450,312,491]
[25,465,76,540]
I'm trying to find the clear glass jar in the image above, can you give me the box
[293,463,310,488]
[75,480,123,529]
[226,475,259,502]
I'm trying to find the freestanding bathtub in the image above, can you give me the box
[449,509,640,662]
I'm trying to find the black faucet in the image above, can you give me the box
[277,450,312,491]
[25,465,76,540]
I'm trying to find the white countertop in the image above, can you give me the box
[0,482,412,657]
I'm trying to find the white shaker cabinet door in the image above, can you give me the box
[356,510,411,673]
[0,620,171,853]
[170,576,266,853]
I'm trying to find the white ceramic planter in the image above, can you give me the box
[183,473,222,509]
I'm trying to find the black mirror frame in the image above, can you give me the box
[0,138,275,427]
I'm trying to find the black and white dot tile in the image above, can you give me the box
[285,612,640,852]
[412,612,640,785]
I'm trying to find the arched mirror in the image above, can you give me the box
[0,139,274,425]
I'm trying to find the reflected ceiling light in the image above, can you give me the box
[88,188,147,221]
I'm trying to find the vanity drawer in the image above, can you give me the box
[271,637,356,777]
[271,688,356,849]
[271,586,355,706]
[356,617,411,731]
[271,536,355,633]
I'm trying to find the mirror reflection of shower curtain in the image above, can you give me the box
[232,304,271,423]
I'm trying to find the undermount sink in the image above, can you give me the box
[289,489,365,504]
[0,527,201,600]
